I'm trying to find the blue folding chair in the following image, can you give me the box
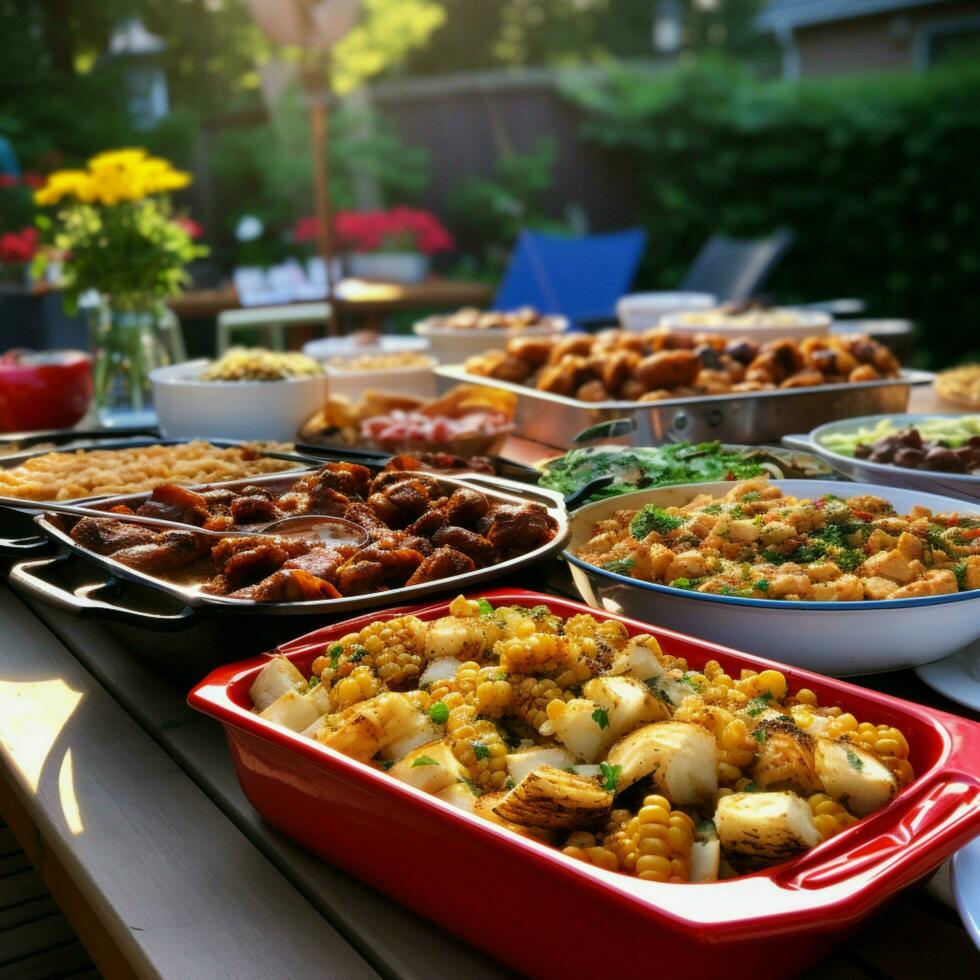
[494,229,647,329]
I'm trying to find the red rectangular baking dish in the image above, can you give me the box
[189,589,980,978]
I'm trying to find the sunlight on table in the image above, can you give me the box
[57,747,84,835]
[0,679,83,793]
[334,278,403,302]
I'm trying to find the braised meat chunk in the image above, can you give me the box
[70,517,158,554]
[111,531,209,574]
[482,502,558,557]
[431,526,497,565]
[230,487,280,525]
[136,484,211,526]
[312,462,372,501]
[405,546,476,585]
[230,569,342,602]
[441,487,490,528]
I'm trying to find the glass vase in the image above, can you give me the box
[91,299,169,427]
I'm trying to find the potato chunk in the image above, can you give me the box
[390,740,468,794]
[814,739,896,816]
[493,766,612,830]
[250,656,306,712]
[605,721,717,802]
[716,791,821,859]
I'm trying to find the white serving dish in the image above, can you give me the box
[952,835,980,951]
[564,479,980,676]
[413,314,567,364]
[324,356,437,401]
[914,637,980,713]
[303,334,429,362]
[783,413,980,504]
[616,291,716,331]
[660,309,831,344]
[150,360,327,442]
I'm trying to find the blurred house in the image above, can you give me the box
[758,0,980,77]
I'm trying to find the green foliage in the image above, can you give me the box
[446,137,565,271]
[43,199,205,311]
[563,57,980,365]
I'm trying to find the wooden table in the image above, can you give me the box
[169,278,494,325]
[0,415,978,977]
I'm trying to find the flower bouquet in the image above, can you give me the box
[34,149,207,422]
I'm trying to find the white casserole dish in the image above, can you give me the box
[414,314,568,364]
[564,479,980,676]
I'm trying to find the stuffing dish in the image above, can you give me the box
[247,595,917,881]
[935,364,980,411]
[64,463,559,602]
[0,440,299,501]
[575,479,980,601]
[199,347,323,381]
[464,330,901,403]
[667,303,817,330]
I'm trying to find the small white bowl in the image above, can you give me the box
[303,334,429,361]
[661,308,831,344]
[617,292,716,331]
[565,479,980,675]
[151,360,327,442]
[413,314,567,364]
[324,355,437,401]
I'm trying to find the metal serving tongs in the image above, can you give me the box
[0,497,369,548]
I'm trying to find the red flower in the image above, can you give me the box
[330,207,454,255]
[174,216,204,239]
[20,172,45,188]
[0,174,18,188]
[0,227,39,264]
[292,215,321,244]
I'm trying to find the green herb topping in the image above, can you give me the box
[592,707,610,730]
[846,749,864,772]
[602,557,636,575]
[429,701,450,725]
[411,755,437,768]
[746,691,773,717]
[477,598,494,616]
[630,504,684,540]
[599,762,622,793]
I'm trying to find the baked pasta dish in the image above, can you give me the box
[465,330,901,403]
[249,597,916,881]
[575,479,980,601]
[64,463,558,602]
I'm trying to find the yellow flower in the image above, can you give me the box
[88,148,148,171]
[34,170,92,206]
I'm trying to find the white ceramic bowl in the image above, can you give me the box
[413,315,568,364]
[783,413,980,504]
[324,355,437,401]
[661,308,831,344]
[616,292,716,331]
[151,360,327,442]
[564,479,980,676]
[302,334,429,361]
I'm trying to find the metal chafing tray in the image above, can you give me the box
[434,365,934,448]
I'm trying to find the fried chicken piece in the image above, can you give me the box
[441,487,490,528]
[136,484,211,526]
[635,350,700,391]
[336,560,388,596]
[111,531,210,574]
[310,487,350,518]
[432,525,497,566]
[368,478,432,528]
[230,568,342,602]
[231,489,280,525]
[341,543,426,587]
[219,543,292,587]
[282,546,353,582]
[405,546,476,586]
[482,503,557,557]
[312,462,372,500]
[344,501,393,540]
[70,517,157,554]
[406,510,448,538]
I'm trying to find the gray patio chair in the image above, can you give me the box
[681,229,794,302]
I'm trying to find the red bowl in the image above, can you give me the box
[189,589,980,978]
[0,349,93,432]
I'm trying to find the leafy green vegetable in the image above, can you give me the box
[846,750,864,772]
[477,598,494,616]
[429,701,450,725]
[471,741,491,761]
[592,707,610,730]
[599,762,622,793]
[538,443,768,503]
[630,505,684,540]
[412,755,437,768]
[602,557,635,574]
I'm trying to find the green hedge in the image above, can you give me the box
[562,58,980,365]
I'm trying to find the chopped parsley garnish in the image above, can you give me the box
[471,741,491,761]
[746,691,773,717]
[953,560,969,590]
[349,644,369,663]
[477,598,494,616]
[752,728,767,744]
[744,781,759,793]
[846,749,864,772]
[462,777,483,795]
[592,707,610,730]
[742,492,760,502]
[411,755,437,768]
[729,505,746,519]
[602,557,635,575]
[599,762,622,793]
[429,701,450,725]
[718,584,734,596]
[307,675,321,690]
[630,504,684,540]
[669,577,693,590]
[681,674,702,692]
[754,579,770,593]
[327,643,343,669]
[702,503,722,515]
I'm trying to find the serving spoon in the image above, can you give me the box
[0,497,370,549]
